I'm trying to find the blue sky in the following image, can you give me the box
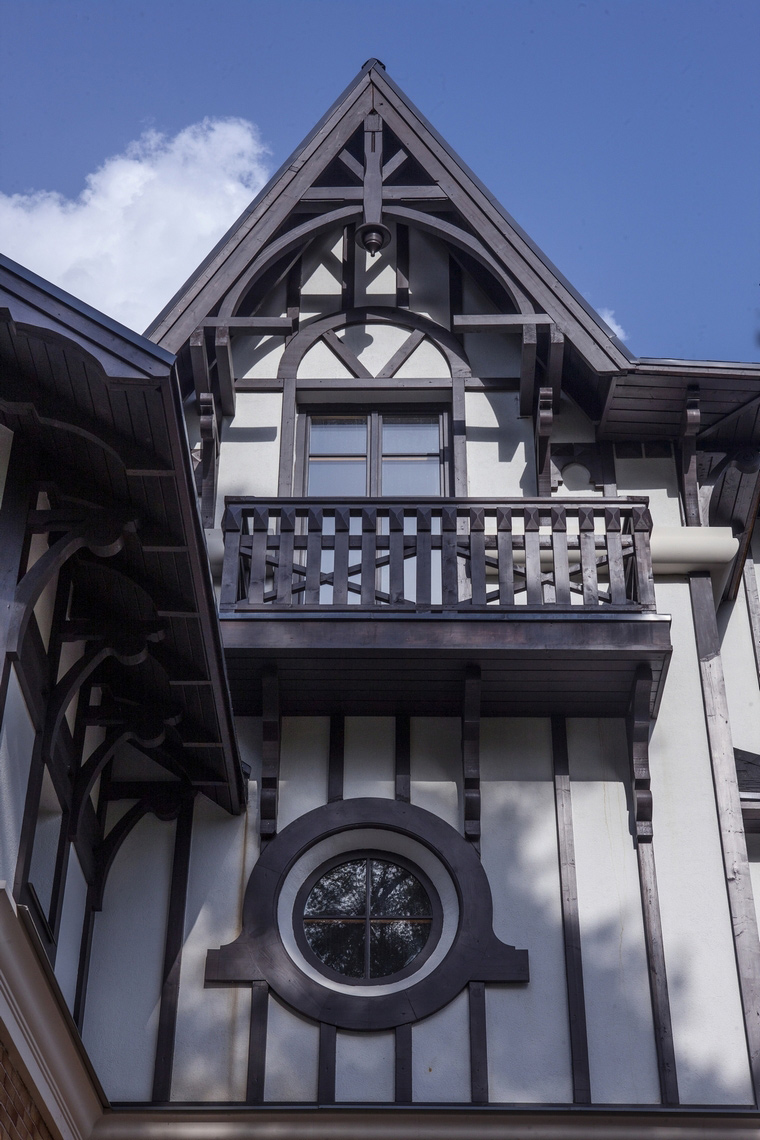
[0,0,758,361]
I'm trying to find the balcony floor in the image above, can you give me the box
[222,610,672,718]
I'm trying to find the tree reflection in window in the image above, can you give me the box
[303,858,433,979]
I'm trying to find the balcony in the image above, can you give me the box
[219,498,671,718]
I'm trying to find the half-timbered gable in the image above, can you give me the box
[3,59,760,1140]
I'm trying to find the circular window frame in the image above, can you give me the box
[293,850,444,987]
[206,798,529,1030]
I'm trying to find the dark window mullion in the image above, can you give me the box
[370,414,381,496]
[364,859,372,979]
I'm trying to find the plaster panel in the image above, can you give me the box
[234,335,286,380]
[264,995,319,1102]
[341,322,407,377]
[343,716,395,800]
[568,718,660,1104]
[214,391,282,558]
[0,666,36,891]
[412,988,471,1102]
[718,582,760,753]
[83,813,175,1101]
[395,338,450,378]
[408,229,449,328]
[297,338,353,380]
[480,717,572,1103]
[278,717,330,829]
[463,332,521,378]
[465,391,535,497]
[335,1030,395,1102]
[410,717,461,831]
[615,457,682,527]
[171,721,261,1102]
[648,581,753,1103]
[356,227,396,307]
[551,393,597,444]
[54,849,88,1012]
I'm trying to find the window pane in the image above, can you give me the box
[369,920,431,978]
[28,766,62,920]
[308,458,366,496]
[304,921,366,978]
[381,457,440,496]
[370,860,432,917]
[305,860,366,916]
[310,417,367,456]
[382,416,439,455]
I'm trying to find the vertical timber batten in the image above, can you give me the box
[152,796,194,1103]
[627,667,679,1105]
[690,570,760,1103]
[551,716,591,1105]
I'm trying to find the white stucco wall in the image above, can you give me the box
[83,811,175,1101]
[335,1029,395,1102]
[278,716,330,829]
[412,988,471,1102]
[480,717,572,1102]
[465,391,535,498]
[649,580,753,1103]
[615,456,682,528]
[343,716,395,800]
[567,718,660,1103]
[410,716,462,832]
[0,666,36,893]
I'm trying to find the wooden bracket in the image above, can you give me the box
[198,391,219,529]
[519,323,538,417]
[626,665,654,842]
[680,386,701,526]
[214,326,236,417]
[535,386,554,496]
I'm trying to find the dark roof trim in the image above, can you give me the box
[0,253,175,367]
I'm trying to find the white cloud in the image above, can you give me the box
[0,119,271,333]
[598,307,627,341]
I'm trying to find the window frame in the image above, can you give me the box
[295,405,452,497]
[293,849,444,987]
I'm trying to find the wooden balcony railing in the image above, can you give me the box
[220,498,656,615]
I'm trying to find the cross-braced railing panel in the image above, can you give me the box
[220,498,655,614]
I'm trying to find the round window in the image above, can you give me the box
[295,853,440,985]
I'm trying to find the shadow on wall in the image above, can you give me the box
[92,715,753,1107]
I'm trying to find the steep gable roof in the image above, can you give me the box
[145,60,630,375]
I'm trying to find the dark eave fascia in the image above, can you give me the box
[144,61,380,346]
[0,253,175,376]
[635,357,760,375]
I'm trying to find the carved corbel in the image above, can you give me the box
[626,665,654,842]
[198,391,219,528]
[356,111,391,256]
[4,510,137,660]
[680,386,701,526]
[535,385,553,496]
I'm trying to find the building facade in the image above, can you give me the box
[2,60,760,1139]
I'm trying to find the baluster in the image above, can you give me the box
[416,508,432,608]
[605,507,627,604]
[361,507,377,606]
[388,507,405,605]
[496,507,514,606]
[469,507,486,605]
[632,504,656,611]
[524,506,542,605]
[551,505,570,604]
[247,506,269,605]
[579,506,599,605]
[275,508,295,605]
[441,505,459,606]
[220,506,243,611]
[305,508,323,605]
[333,507,350,605]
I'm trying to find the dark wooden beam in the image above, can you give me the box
[152,795,194,1103]
[394,1022,412,1103]
[246,981,269,1103]
[468,980,488,1104]
[396,224,409,308]
[690,571,760,1104]
[519,324,538,418]
[395,715,410,802]
[189,327,210,409]
[376,330,424,379]
[318,1021,336,1104]
[453,314,554,332]
[546,325,565,413]
[214,327,236,418]
[301,185,447,201]
[200,317,293,332]
[551,716,591,1105]
[535,386,553,497]
[327,714,345,803]
[462,664,481,851]
[260,666,280,846]
[323,328,373,379]
[382,148,408,181]
[626,667,679,1105]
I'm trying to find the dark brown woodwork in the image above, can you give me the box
[453,314,554,331]
[318,1022,337,1104]
[680,386,701,526]
[462,665,481,850]
[551,717,591,1105]
[743,558,760,688]
[327,714,345,803]
[198,391,219,528]
[260,666,281,845]
[626,667,679,1105]
[394,1022,412,1103]
[519,324,538,418]
[690,571,760,1104]
[395,715,411,803]
[247,982,269,1104]
[152,795,194,1103]
[535,386,553,496]
[468,980,488,1104]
